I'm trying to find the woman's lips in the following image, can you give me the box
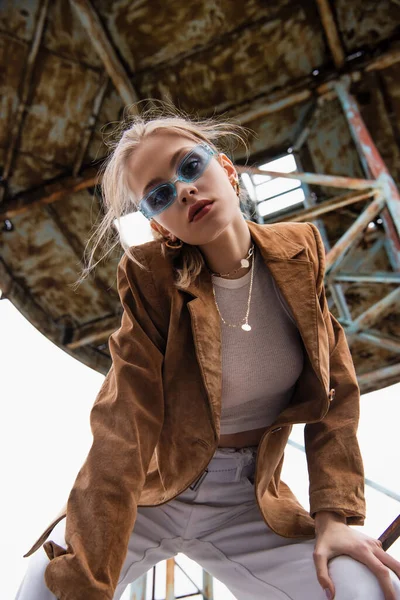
[191,202,214,222]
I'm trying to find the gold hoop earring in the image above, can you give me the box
[165,237,183,249]
[234,180,240,196]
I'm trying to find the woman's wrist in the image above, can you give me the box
[314,510,347,533]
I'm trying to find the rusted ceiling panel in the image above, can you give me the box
[17,49,102,166]
[234,101,314,162]
[43,0,103,69]
[0,0,41,42]
[1,206,116,324]
[135,7,327,113]
[0,34,28,150]
[85,85,124,163]
[7,153,64,196]
[305,97,364,198]
[335,0,400,52]
[94,0,295,73]
[49,188,122,288]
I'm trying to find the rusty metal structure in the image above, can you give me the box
[1,0,400,596]
[127,559,213,600]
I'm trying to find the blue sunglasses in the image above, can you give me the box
[137,143,218,219]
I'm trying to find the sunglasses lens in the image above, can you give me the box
[144,183,175,216]
[179,146,211,181]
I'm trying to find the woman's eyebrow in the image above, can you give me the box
[143,146,192,195]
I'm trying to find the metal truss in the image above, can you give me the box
[237,76,400,394]
[127,558,213,600]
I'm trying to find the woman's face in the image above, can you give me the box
[125,131,242,246]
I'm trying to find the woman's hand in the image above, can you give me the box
[313,511,400,600]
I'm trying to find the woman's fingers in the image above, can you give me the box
[313,549,336,599]
[374,546,400,580]
[356,550,398,600]
[313,541,400,600]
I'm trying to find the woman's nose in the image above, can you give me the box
[176,182,198,203]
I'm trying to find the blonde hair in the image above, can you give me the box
[77,100,254,290]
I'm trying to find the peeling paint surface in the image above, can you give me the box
[335,0,400,52]
[0,0,399,389]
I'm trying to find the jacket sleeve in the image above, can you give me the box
[304,222,366,525]
[44,251,165,600]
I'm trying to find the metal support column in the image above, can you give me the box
[335,78,400,269]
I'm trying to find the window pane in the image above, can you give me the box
[258,187,305,217]
[241,172,256,200]
[259,154,297,173]
[253,173,272,185]
[255,177,300,202]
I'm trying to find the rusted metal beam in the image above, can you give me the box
[335,79,400,268]
[331,272,400,284]
[379,515,400,552]
[166,558,175,600]
[70,0,139,108]
[357,362,400,392]
[0,167,98,220]
[366,49,400,72]
[291,104,321,152]
[325,193,387,272]
[314,0,345,69]
[73,75,109,176]
[232,48,400,124]
[236,165,377,190]
[235,89,313,124]
[268,189,377,224]
[66,315,120,350]
[346,287,400,335]
[203,570,214,600]
[353,330,400,354]
[0,0,50,204]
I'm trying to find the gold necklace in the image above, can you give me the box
[208,245,254,278]
[211,249,255,332]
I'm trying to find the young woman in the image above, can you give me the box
[17,108,400,600]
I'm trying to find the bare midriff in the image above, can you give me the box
[218,425,269,448]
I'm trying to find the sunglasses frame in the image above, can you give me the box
[137,143,218,219]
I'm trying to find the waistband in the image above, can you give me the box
[189,446,257,491]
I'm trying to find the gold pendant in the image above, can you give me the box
[241,258,249,268]
[241,323,251,331]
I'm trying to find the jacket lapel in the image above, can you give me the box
[176,221,326,433]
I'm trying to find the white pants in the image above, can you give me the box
[16,447,400,600]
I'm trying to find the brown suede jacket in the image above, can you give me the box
[24,220,366,600]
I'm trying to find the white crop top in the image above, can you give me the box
[212,246,304,435]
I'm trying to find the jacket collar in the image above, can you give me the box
[174,220,324,431]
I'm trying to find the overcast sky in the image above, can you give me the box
[2,296,399,600]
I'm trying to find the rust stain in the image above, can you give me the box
[0,35,28,149]
[43,0,103,69]
[0,0,41,42]
[136,9,326,113]
[18,48,102,165]
[335,0,400,52]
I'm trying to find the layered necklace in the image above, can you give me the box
[209,244,255,332]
